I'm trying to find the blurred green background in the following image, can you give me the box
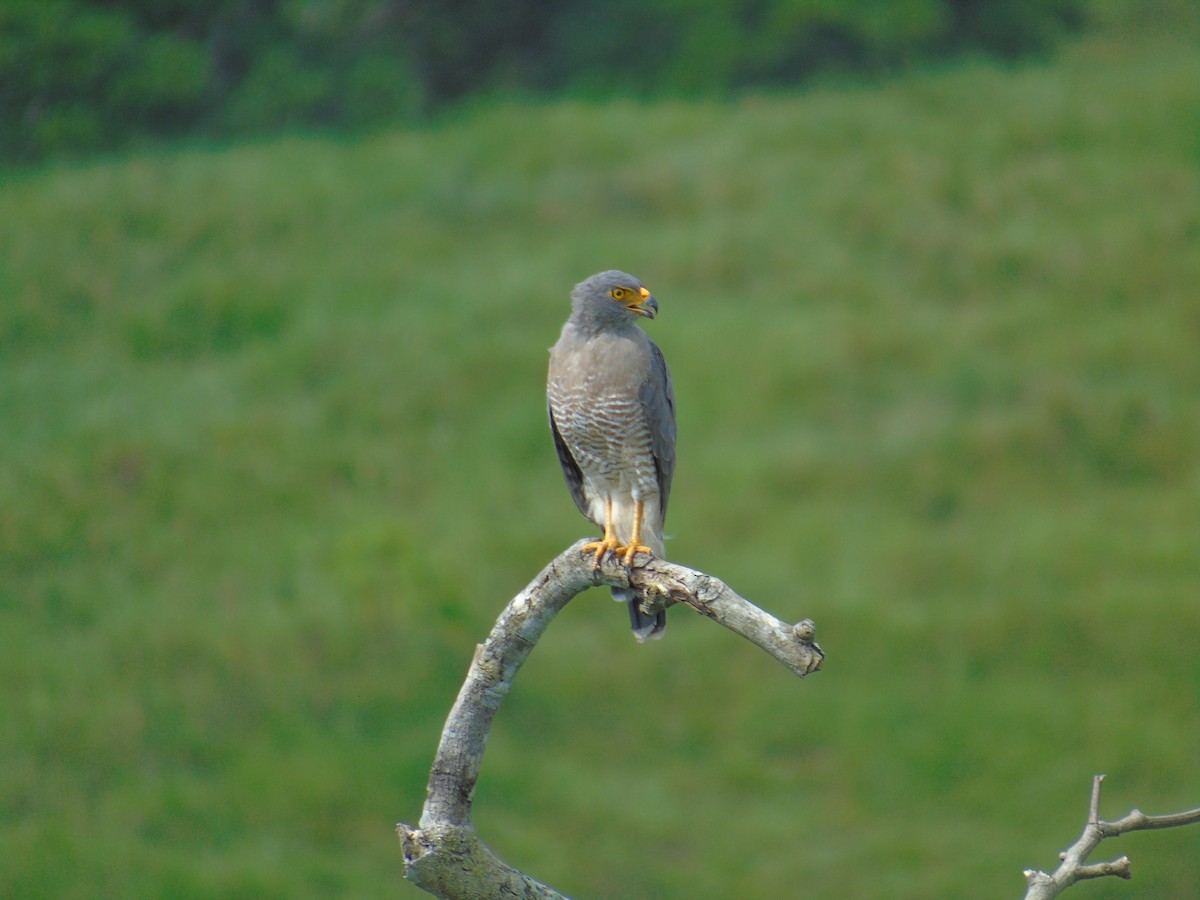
[2,1,1199,898]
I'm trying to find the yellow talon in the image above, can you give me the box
[581,536,620,566]
[616,498,652,565]
[618,542,653,565]
[582,497,620,567]
[581,497,655,567]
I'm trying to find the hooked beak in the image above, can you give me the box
[630,286,657,319]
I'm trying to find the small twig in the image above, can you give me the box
[1022,775,1200,899]
[1101,805,1200,835]
[398,541,822,898]
[1073,858,1131,881]
[1087,774,1102,826]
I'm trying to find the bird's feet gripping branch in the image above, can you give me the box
[581,497,654,568]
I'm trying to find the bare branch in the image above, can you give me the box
[1073,858,1131,881]
[1102,805,1200,835]
[1022,775,1200,899]
[398,541,822,897]
[1087,773,1102,826]
[597,542,824,677]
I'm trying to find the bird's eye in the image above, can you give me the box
[611,287,628,301]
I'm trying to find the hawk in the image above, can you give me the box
[547,270,677,640]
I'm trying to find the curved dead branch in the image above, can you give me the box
[398,540,823,898]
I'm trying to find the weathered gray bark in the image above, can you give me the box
[398,540,823,898]
[1022,775,1200,899]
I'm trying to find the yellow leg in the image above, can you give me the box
[581,497,620,566]
[617,498,653,565]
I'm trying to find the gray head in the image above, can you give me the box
[568,270,658,333]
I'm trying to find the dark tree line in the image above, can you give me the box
[1,0,1084,162]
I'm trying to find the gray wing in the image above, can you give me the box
[548,402,592,522]
[640,338,676,524]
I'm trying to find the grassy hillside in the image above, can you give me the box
[2,17,1198,900]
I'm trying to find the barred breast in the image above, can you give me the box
[547,381,658,493]
[547,325,664,546]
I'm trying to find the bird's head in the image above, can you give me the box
[569,270,658,331]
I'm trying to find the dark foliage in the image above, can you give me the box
[1,0,1085,161]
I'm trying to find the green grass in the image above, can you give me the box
[3,17,1199,900]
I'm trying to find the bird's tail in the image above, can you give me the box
[611,511,666,640]
[613,587,666,642]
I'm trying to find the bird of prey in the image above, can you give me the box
[547,270,676,641]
